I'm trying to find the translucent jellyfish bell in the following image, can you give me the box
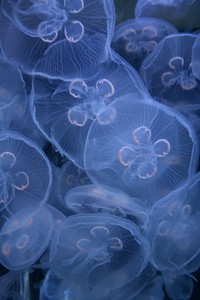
[0,131,52,213]
[0,205,54,270]
[0,0,115,79]
[111,17,177,71]
[64,184,149,229]
[31,51,149,168]
[162,271,194,300]
[192,34,200,80]
[84,95,199,203]
[65,263,156,300]
[146,172,200,274]
[140,34,200,109]
[50,213,150,289]
[50,160,91,209]
[0,53,26,130]
[40,270,65,300]
[134,0,200,32]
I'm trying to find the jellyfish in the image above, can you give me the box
[112,17,177,71]
[134,0,200,32]
[162,271,194,300]
[0,131,52,213]
[84,95,199,203]
[0,270,21,297]
[146,172,200,274]
[192,34,200,80]
[64,184,149,229]
[0,0,115,79]
[50,213,150,289]
[0,53,26,130]
[50,160,91,211]
[31,51,149,168]
[40,270,65,300]
[140,34,200,109]
[0,205,54,270]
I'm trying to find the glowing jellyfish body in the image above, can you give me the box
[50,213,150,289]
[61,264,156,300]
[50,161,91,211]
[140,34,200,109]
[135,0,200,31]
[0,53,26,130]
[0,131,52,213]
[31,52,149,167]
[65,184,149,228]
[40,270,65,300]
[84,96,199,202]
[146,172,200,274]
[162,271,194,300]
[192,34,200,80]
[111,17,177,71]
[0,0,115,79]
[0,205,54,270]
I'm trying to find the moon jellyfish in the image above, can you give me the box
[134,0,200,32]
[107,264,156,300]
[146,172,200,274]
[64,263,156,300]
[162,271,194,300]
[84,95,199,203]
[0,205,54,270]
[0,0,115,79]
[31,51,149,167]
[0,270,21,297]
[0,131,52,213]
[40,270,65,300]
[112,17,177,71]
[0,53,26,130]
[50,160,91,211]
[65,184,149,229]
[192,34,200,80]
[140,34,200,109]
[50,213,150,289]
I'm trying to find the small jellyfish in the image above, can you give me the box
[140,34,200,109]
[192,34,200,80]
[0,53,26,130]
[135,0,200,32]
[0,270,21,296]
[49,160,91,211]
[0,0,115,79]
[64,184,149,229]
[84,95,199,202]
[0,205,54,270]
[112,17,177,71]
[146,172,200,274]
[50,213,150,289]
[0,131,52,213]
[31,51,149,168]
[40,270,65,300]
[162,271,194,300]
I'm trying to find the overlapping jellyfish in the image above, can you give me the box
[0,131,52,214]
[0,0,115,80]
[31,50,149,168]
[84,95,199,203]
[112,17,177,70]
[0,0,200,299]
